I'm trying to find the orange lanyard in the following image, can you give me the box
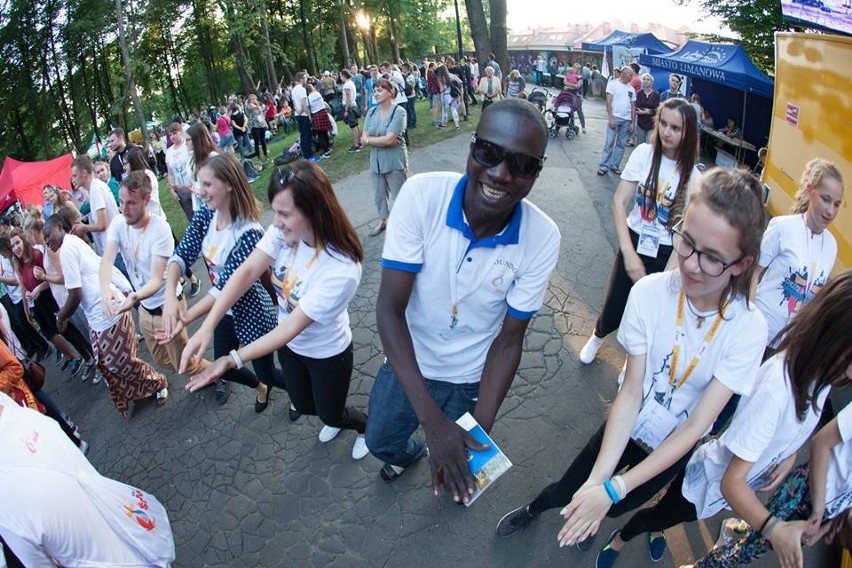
[281,242,322,307]
[669,291,723,392]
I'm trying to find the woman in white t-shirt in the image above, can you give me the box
[581,98,701,364]
[584,270,852,568]
[755,158,843,352]
[187,122,219,212]
[496,169,767,562]
[340,69,362,153]
[181,160,369,460]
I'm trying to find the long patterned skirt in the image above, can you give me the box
[91,313,167,417]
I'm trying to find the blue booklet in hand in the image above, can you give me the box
[455,412,513,506]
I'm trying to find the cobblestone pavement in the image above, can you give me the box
[41,94,833,567]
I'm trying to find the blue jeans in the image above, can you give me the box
[295,115,313,159]
[599,117,631,171]
[365,360,479,467]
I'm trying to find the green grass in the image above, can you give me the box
[159,99,480,237]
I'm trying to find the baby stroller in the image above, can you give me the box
[527,88,549,113]
[547,90,580,139]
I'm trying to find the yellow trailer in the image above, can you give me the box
[763,32,851,273]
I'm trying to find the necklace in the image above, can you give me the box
[685,296,720,329]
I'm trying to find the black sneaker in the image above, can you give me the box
[81,360,97,382]
[189,278,201,298]
[61,356,72,372]
[215,379,230,405]
[347,145,358,153]
[379,445,428,483]
[68,358,83,378]
[496,504,538,537]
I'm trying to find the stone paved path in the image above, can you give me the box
[40,92,834,568]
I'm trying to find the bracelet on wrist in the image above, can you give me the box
[758,513,774,536]
[612,475,628,500]
[603,479,621,504]
[229,349,244,369]
[763,517,780,538]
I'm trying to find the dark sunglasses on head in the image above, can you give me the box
[470,134,546,179]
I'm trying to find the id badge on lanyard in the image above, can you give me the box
[636,221,661,258]
[631,398,680,452]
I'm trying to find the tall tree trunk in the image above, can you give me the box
[464,0,491,69]
[297,0,317,74]
[231,35,256,95]
[338,0,350,67]
[259,0,278,88]
[114,0,148,139]
[385,3,400,63]
[488,0,508,75]
[78,53,102,140]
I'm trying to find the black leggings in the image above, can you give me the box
[213,315,278,389]
[620,466,697,541]
[595,229,672,338]
[32,293,92,360]
[1,295,49,358]
[528,422,694,518]
[250,127,268,159]
[277,343,366,433]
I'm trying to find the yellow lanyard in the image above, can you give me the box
[669,291,723,392]
[280,242,322,308]
[127,217,151,280]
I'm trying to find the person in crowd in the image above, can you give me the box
[581,98,701,363]
[229,102,251,157]
[361,78,408,238]
[69,155,119,257]
[107,128,131,185]
[701,108,715,130]
[187,121,219,213]
[93,160,120,204]
[340,69,362,153]
[720,116,741,138]
[165,122,196,221]
[264,95,278,135]
[365,99,560,500]
[445,58,468,122]
[755,158,842,354]
[689,94,704,121]
[597,67,636,176]
[585,270,851,568]
[635,73,660,145]
[426,62,443,127]
[496,169,768,561]
[350,64,365,115]
[41,185,79,226]
[660,73,684,103]
[245,94,269,162]
[100,171,206,383]
[434,64,462,130]
[503,69,526,99]
[0,391,175,567]
[563,63,587,133]
[401,62,418,129]
[46,214,169,418]
[151,130,168,176]
[216,106,235,155]
[3,227,96,380]
[292,71,318,163]
[478,66,502,111]
[307,83,334,159]
[160,154,276,409]
[181,160,369,459]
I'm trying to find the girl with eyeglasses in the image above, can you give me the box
[581,98,701,364]
[496,169,767,568]
[160,154,277,410]
[180,160,369,460]
[593,270,852,568]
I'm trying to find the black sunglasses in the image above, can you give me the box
[470,134,546,179]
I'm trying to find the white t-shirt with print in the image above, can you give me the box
[60,234,127,333]
[824,402,852,519]
[606,79,634,121]
[617,271,767,425]
[165,142,192,188]
[622,143,701,246]
[756,213,837,347]
[381,172,560,384]
[342,79,357,106]
[0,256,23,304]
[87,177,119,255]
[201,211,262,305]
[292,84,308,116]
[106,214,173,310]
[257,226,361,359]
[41,247,68,307]
[682,353,828,518]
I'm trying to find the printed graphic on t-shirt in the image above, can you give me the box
[272,263,301,314]
[635,180,675,224]
[649,350,683,415]
[204,245,224,288]
[778,265,827,316]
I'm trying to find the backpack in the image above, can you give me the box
[403,73,415,97]
[242,158,260,180]
[449,76,462,99]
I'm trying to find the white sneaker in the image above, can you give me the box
[351,435,369,460]
[579,333,605,365]
[79,440,89,455]
[319,425,342,443]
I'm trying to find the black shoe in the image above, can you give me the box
[215,379,231,405]
[496,504,538,537]
[288,406,302,421]
[189,279,201,298]
[255,386,270,413]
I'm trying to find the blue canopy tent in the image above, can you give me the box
[640,40,774,164]
[581,30,672,55]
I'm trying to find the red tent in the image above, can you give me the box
[0,154,73,210]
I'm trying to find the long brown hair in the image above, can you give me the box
[777,269,852,420]
[686,168,766,311]
[791,158,844,213]
[187,122,217,175]
[6,227,36,270]
[198,154,262,222]
[643,98,699,230]
[267,160,363,263]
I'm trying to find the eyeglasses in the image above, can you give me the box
[470,135,545,180]
[671,221,743,277]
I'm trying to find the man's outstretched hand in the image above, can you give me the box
[425,415,488,504]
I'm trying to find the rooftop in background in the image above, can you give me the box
[508,22,691,52]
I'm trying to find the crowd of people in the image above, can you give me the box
[0,60,849,568]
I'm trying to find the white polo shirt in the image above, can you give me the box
[106,214,174,310]
[381,172,560,384]
[682,353,829,519]
[257,226,361,359]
